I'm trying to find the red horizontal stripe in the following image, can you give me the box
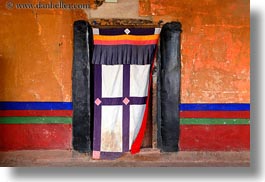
[179,125,250,151]
[0,124,249,151]
[0,110,73,117]
[94,39,158,45]
[0,124,72,150]
[1,110,249,118]
[180,111,250,119]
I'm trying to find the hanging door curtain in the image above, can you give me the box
[92,28,160,160]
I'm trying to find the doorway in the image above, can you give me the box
[72,19,181,158]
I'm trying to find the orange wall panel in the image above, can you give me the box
[0,1,89,101]
[142,0,250,103]
[0,0,250,103]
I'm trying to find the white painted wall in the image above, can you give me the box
[84,0,150,20]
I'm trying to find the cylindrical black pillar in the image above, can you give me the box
[72,20,93,153]
[157,22,182,152]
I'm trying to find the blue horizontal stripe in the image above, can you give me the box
[180,103,250,111]
[0,102,250,111]
[0,102,73,110]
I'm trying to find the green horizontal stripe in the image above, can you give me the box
[0,117,72,124]
[180,118,250,125]
[0,117,250,125]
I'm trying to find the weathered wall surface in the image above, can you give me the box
[88,0,151,20]
[0,0,90,102]
[140,0,250,103]
[0,0,88,150]
[0,0,250,151]
[139,0,250,151]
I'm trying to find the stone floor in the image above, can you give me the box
[0,149,250,167]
